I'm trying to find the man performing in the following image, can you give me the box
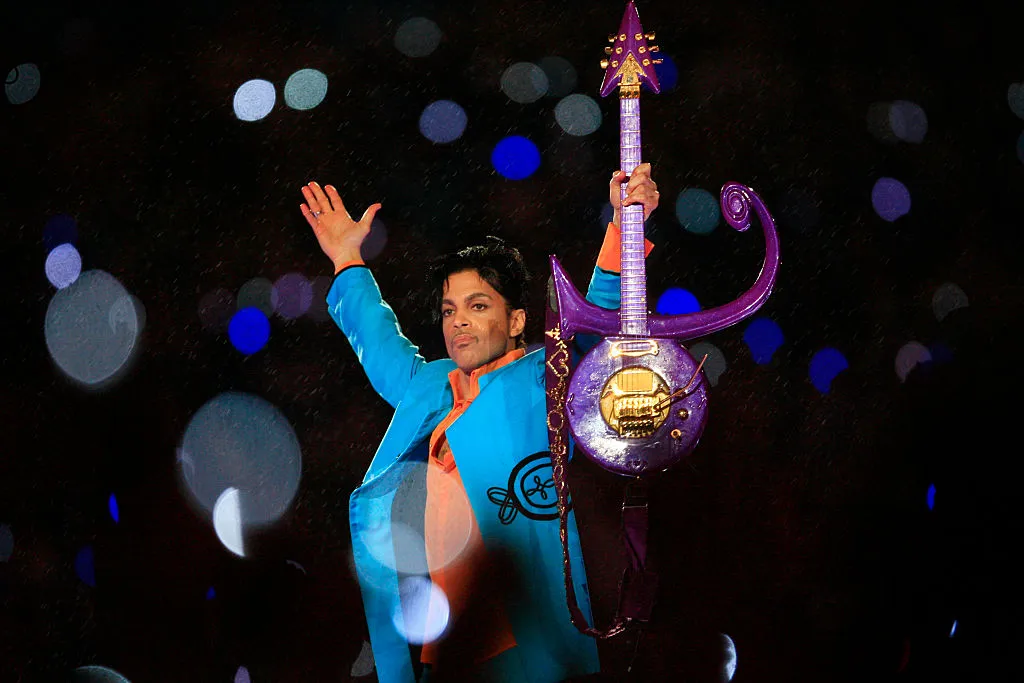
[299,165,659,682]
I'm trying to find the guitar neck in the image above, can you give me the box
[619,93,648,336]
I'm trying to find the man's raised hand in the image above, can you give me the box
[300,181,382,272]
[610,162,659,226]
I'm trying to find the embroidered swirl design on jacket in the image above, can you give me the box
[487,451,567,524]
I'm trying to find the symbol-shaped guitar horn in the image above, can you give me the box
[550,183,780,341]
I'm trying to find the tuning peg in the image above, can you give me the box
[608,34,617,43]
[600,58,610,70]
[644,32,656,41]
[652,59,664,65]
[604,46,613,54]
[649,45,660,52]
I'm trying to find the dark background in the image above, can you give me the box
[2,0,1023,681]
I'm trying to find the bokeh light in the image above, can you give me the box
[272,272,313,320]
[361,218,389,261]
[538,56,577,98]
[108,493,119,524]
[75,545,96,587]
[675,188,721,235]
[394,17,442,58]
[392,576,450,645]
[656,287,700,315]
[721,633,738,681]
[228,307,270,355]
[355,462,472,580]
[233,79,276,122]
[932,282,968,321]
[235,666,251,683]
[178,391,302,526]
[743,317,784,364]
[45,243,82,289]
[809,347,848,394]
[871,177,911,222]
[0,524,13,562]
[419,100,468,144]
[927,483,936,510]
[652,54,678,91]
[5,63,41,104]
[45,270,142,387]
[43,213,78,252]
[1008,83,1024,120]
[214,488,246,557]
[198,287,235,332]
[866,102,899,144]
[501,62,549,103]
[351,640,376,677]
[206,586,216,600]
[283,68,328,110]
[491,136,541,180]
[306,276,332,322]
[554,94,602,136]
[889,100,928,143]
[895,341,932,382]
[70,666,130,682]
[237,277,275,316]
[950,620,958,637]
[689,341,727,387]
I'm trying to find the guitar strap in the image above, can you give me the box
[544,289,660,639]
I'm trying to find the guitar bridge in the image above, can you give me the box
[600,366,670,438]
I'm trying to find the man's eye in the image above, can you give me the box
[442,310,452,317]
[473,303,486,310]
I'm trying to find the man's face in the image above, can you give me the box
[441,269,526,374]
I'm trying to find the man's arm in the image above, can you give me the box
[579,165,659,350]
[326,264,426,409]
[301,182,424,409]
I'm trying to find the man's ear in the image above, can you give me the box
[510,308,526,338]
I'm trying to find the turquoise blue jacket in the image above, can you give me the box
[327,264,623,683]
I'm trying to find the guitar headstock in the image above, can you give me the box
[599,1,663,97]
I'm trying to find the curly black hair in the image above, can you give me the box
[426,236,532,348]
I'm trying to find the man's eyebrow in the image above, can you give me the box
[441,292,493,306]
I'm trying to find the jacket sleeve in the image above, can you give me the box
[326,265,427,409]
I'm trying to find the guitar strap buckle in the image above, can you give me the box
[621,478,649,511]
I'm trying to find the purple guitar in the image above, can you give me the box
[548,1,781,478]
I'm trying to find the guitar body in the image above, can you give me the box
[567,336,708,476]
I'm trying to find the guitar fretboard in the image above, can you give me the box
[619,95,648,336]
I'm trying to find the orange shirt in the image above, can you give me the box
[420,347,525,665]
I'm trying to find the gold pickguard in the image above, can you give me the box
[599,366,671,438]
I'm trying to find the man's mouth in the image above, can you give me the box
[453,335,474,347]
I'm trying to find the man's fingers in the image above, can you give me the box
[301,185,322,213]
[359,203,383,226]
[325,185,348,216]
[300,203,320,230]
[308,182,333,212]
